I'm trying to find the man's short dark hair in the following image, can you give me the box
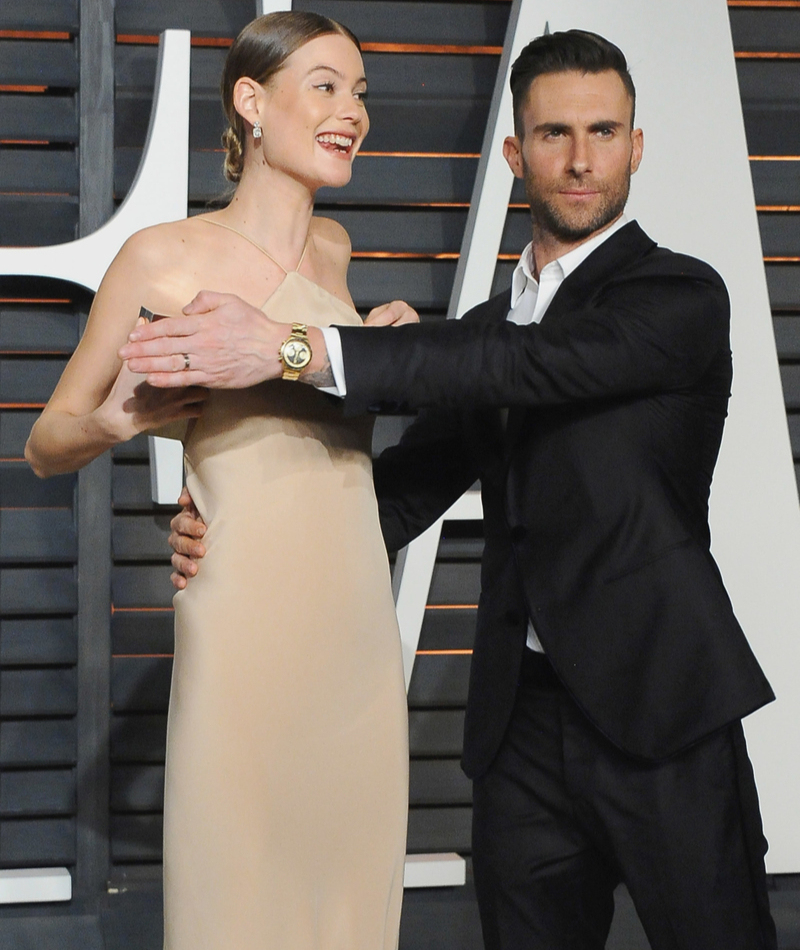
[510,30,636,136]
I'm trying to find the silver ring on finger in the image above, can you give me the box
[182,353,191,371]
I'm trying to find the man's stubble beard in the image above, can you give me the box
[525,164,632,244]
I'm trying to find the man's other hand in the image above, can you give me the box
[169,486,207,590]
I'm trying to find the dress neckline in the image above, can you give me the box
[199,217,310,275]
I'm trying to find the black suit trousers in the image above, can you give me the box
[471,651,777,950]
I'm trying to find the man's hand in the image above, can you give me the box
[365,300,419,326]
[169,486,207,590]
[119,291,287,389]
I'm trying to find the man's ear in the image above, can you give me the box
[630,127,644,174]
[233,76,262,128]
[503,135,525,179]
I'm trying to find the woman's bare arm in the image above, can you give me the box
[25,228,206,477]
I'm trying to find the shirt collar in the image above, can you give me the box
[510,214,630,307]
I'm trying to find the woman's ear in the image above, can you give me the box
[232,76,262,129]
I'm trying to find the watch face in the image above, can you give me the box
[283,338,311,369]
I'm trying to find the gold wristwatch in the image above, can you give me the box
[278,323,312,380]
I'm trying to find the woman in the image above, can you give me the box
[26,13,409,950]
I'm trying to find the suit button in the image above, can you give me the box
[510,525,527,543]
[505,610,521,626]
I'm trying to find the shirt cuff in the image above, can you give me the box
[318,327,346,396]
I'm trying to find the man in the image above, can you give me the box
[124,31,777,950]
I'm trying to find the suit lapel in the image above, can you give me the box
[503,222,657,457]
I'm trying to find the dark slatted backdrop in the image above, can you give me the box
[0,0,798,928]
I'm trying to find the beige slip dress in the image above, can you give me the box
[163,220,408,949]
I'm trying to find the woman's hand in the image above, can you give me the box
[364,300,419,326]
[169,486,207,590]
[95,357,207,443]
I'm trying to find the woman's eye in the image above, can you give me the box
[315,82,335,93]
[354,90,368,101]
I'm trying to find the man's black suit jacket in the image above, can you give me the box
[338,221,774,777]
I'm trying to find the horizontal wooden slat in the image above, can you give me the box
[410,758,471,806]
[0,146,79,193]
[788,414,800,455]
[766,263,800,310]
[774,317,800,358]
[0,462,75,507]
[408,653,470,707]
[112,514,173,561]
[0,617,77,664]
[419,607,477,650]
[409,709,465,757]
[111,656,173,712]
[780,364,800,408]
[0,357,68,401]
[0,719,77,767]
[326,208,467,254]
[750,160,800,205]
[0,194,79,246]
[348,259,456,310]
[730,8,800,50]
[429,562,481,604]
[0,39,78,86]
[0,768,75,816]
[0,566,77,613]
[112,432,150,460]
[114,0,254,38]
[112,564,174,609]
[0,0,78,32]
[0,816,75,866]
[0,410,39,457]
[110,713,167,762]
[0,307,79,351]
[293,0,509,45]
[407,805,471,853]
[758,211,800,255]
[0,507,76,562]
[111,764,164,812]
[0,668,77,715]
[0,93,78,144]
[111,609,173,655]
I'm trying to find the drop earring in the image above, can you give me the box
[253,120,262,140]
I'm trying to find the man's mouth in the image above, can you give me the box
[316,133,356,155]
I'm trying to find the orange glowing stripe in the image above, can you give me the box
[113,653,174,659]
[729,0,800,6]
[359,151,479,159]
[736,51,800,59]
[764,256,800,262]
[0,298,71,304]
[116,34,233,48]
[351,251,459,260]
[0,402,46,409]
[0,30,71,40]
[416,649,474,655]
[750,155,800,161]
[111,605,173,613]
[0,457,25,462]
[0,139,50,146]
[361,42,502,55]
[758,205,800,211]
[0,85,47,93]
[425,604,478,610]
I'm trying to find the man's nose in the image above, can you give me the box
[568,135,591,174]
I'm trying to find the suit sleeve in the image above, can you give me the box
[340,262,730,416]
[375,408,480,553]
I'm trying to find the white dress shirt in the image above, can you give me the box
[320,215,630,652]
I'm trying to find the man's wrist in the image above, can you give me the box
[298,327,335,388]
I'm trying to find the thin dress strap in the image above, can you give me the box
[199,218,310,274]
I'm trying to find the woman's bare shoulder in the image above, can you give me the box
[310,216,352,265]
[115,218,202,267]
